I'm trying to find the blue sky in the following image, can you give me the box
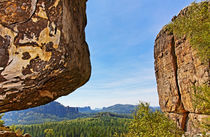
[57,0,199,108]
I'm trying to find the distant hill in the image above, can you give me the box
[23,101,79,117]
[76,104,137,114]
[2,101,160,125]
[3,102,89,125]
[79,104,160,114]
[99,104,137,114]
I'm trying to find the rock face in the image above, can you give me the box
[0,0,91,113]
[154,8,209,135]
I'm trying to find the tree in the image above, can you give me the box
[115,102,183,137]
[44,129,55,137]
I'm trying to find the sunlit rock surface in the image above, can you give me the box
[154,5,209,135]
[0,0,91,113]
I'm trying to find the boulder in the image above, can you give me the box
[0,0,91,113]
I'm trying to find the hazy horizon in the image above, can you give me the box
[57,0,200,109]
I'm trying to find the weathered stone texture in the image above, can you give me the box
[0,0,91,113]
[186,113,210,134]
[154,8,209,135]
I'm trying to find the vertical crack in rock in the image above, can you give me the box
[170,36,189,131]
[170,36,182,111]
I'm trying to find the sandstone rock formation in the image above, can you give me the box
[0,131,31,137]
[0,0,91,113]
[154,6,209,135]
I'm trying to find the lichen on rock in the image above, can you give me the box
[0,0,91,113]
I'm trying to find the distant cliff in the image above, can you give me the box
[3,101,84,125]
[154,1,209,135]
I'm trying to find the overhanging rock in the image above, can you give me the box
[0,0,91,113]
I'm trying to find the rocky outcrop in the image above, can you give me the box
[0,126,31,137]
[0,0,91,113]
[0,131,31,137]
[154,6,209,135]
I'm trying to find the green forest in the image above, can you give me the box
[10,103,183,137]
[16,115,130,137]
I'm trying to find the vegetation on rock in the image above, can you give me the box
[193,85,210,133]
[166,0,209,63]
[0,116,29,137]
[165,1,210,133]
[193,85,210,114]
[10,125,25,136]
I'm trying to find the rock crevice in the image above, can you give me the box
[170,36,182,111]
[170,35,189,130]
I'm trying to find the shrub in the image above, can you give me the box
[44,129,55,137]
